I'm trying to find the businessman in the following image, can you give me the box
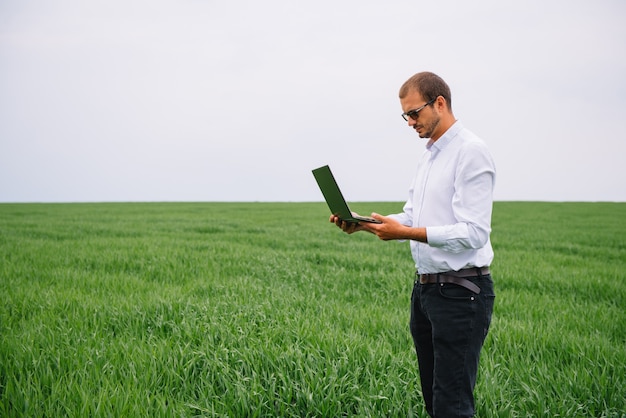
[331,71,496,417]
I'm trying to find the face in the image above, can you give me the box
[400,90,441,140]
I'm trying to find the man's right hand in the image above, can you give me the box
[329,214,366,234]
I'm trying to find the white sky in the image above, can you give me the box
[1,0,625,203]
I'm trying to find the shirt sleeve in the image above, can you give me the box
[426,140,495,252]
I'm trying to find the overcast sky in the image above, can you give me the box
[1,0,625,203]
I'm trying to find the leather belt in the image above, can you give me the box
[417,267,490,294]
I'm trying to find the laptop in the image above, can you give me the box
[312,165,381,223]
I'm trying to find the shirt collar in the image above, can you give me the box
[426,120,463,152]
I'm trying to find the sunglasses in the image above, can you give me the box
[401,98,436,121]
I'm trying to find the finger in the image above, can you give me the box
[371,212,384,221]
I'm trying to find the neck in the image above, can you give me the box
[430,113,457,142]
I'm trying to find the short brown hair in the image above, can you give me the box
[399,72,452,110]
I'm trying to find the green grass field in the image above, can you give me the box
[1,201,625,417]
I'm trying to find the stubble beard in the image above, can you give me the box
[418,115,441,139]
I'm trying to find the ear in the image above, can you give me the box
[434,96,449,113]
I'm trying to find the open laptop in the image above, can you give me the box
[312,165,381,223]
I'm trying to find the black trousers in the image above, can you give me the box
[410,273,495,418]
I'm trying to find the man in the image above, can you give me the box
[331,71,496,417]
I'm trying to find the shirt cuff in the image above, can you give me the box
[426,224,472,252]
[426,226,446,247]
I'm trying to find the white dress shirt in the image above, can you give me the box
[389,121,496,274]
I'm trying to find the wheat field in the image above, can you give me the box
[1,201,624,417]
